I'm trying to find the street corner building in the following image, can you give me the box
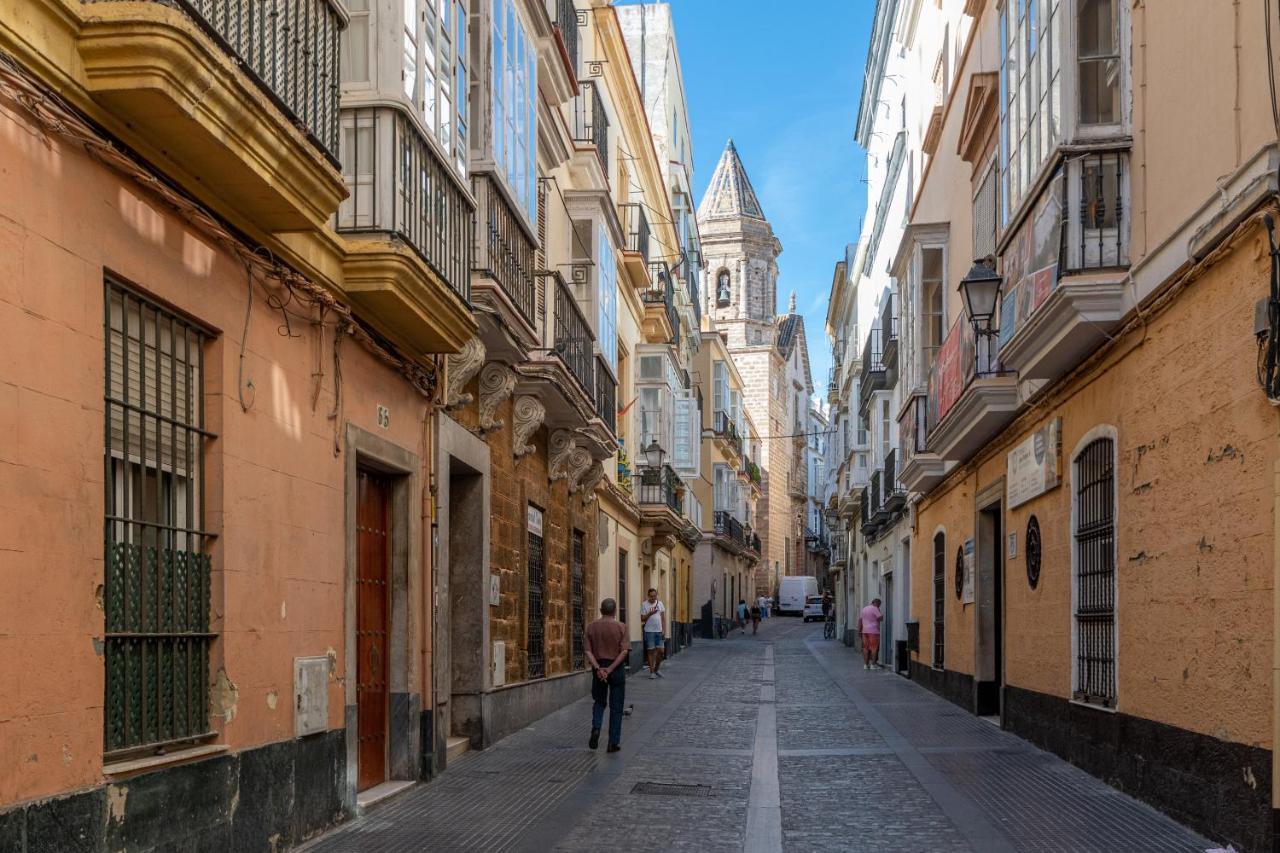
[823,1,1280,851]
[0,0,708,850]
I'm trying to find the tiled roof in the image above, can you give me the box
[697,139,765,221]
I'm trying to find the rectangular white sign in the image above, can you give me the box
[962,539,975,605]
[1006,417,1062,509]
[527,505,543,536]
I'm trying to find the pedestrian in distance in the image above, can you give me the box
[749,601,761,635]
[584,598,628,753]
[857,598,883,670]
[640,588,666,679]
[757,594,769,619]
[736,598,748,634]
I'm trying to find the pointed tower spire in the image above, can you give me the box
[788,291,797,314]
[697,138,765,221]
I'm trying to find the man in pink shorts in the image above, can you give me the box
[857,598,883,670]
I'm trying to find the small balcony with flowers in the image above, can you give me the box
[996,151,1130,383]
[78,0,347,234]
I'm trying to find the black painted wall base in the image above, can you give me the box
[419,708,436,782]
[909,659,975,710]
[0,730,347,853]
[1003,685,1271,852]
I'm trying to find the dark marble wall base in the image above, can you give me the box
[0,730,347,853]
[908,659,975,710]
[1003,685,1271,853]
[418,708,436,782]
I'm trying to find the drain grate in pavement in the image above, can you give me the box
[630,782,714,798]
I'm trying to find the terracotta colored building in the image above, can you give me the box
[830,0,1280,850]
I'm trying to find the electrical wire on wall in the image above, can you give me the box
[1256,214,1280,402]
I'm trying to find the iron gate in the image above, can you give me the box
[1074,438,1116,707]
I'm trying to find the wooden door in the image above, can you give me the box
[357,471,391,791]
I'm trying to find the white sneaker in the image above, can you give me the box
[655,671,664,679]
[649,672,656,680]
[864,663,870,670]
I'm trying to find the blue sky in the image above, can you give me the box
[618,0,873,401]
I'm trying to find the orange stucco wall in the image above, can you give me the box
[914,223,1275,749]
[0,98,434,804]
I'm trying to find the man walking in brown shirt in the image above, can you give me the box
[584,598,628,752]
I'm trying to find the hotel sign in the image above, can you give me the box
[1006,418,1062,509]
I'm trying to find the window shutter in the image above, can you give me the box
[672,391,698,477]
[713,362,727,413]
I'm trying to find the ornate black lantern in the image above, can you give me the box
[958,256,1002,335]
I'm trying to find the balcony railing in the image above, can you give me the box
[928,316,1005,432]
[859,326,885,411]
[547,0,580,79]
[683,252,702,333]
[572,80,609,175]
[884,449,905,511]
[1067,150,1128,273]
[172,0,342,159]
[714,510,745,546]
[881,295,899,371]
[749,532,762,554]
[621,203,650,262]
[713,411,740,444]
[595,356,617,436]
[553,272,596,397]
[643,261,679,346]
[472,174,536,325]
[338,106,473,303]
[638,465,682,513]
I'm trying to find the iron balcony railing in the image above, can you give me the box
[1067,149,1129,272]
[547,0,580,78]
[859,485,871,529]
[681,250,702,333]
[880,294,899,371]
[643,261,679,346]
[552,272,596,397]
[883,449,905,511]
[714,510,745,546]
[859,326,885,412]
[638,465,682,513]
[337,106,473,304]
[472,173,536,325]
[713,411,740,444]
[750,532,761,554]
[621,203,651,262]
[156,0,343,160]
[572,80,609,175]
[595,355,617,436]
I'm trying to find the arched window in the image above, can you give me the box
[932,531,945,668]
[716,269,731,306]
[1073,433,1117,707]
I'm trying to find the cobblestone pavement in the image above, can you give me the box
[300,619,1212,853]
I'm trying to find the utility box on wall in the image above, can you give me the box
[493,641,505,687]
[294,656,329,737]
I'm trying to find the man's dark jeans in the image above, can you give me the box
[591,658,626,746]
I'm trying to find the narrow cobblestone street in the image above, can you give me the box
[301,619,1210,853]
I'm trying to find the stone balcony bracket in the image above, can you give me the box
[998,273,1129,382]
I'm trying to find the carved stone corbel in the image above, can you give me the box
[445,337,486,410]
[548,429,576,482]
[477,363,517,432]
[577,460,606,504]
[566,446,594,493]
[511,395,545,458]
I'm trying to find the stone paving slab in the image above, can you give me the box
[299,619,1215,853]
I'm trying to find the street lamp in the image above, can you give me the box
[642,439,665,470]
[958,256,1002,336]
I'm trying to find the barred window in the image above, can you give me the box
[1074,436,1116,707]
[104,279,215,758]
[933,532,945,669]
[571,529,585,671]
[526,504,545,679]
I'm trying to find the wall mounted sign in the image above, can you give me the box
[527,504,543,536]
[1026,516,1042,589]
[1008,531,1018,559]
[962,539,975,604]
[955,545,965,600]
[489,573,501,607]
[1006,417,1062,509]
[376,404,390,429]
[997,167,1064,352]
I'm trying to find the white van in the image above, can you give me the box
[777,576,819,616]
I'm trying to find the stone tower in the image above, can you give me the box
[698,140,811,596]
[699,140,782,349]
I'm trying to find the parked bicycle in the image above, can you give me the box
[823,614,836,640]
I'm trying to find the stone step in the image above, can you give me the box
[446,736,470,763]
